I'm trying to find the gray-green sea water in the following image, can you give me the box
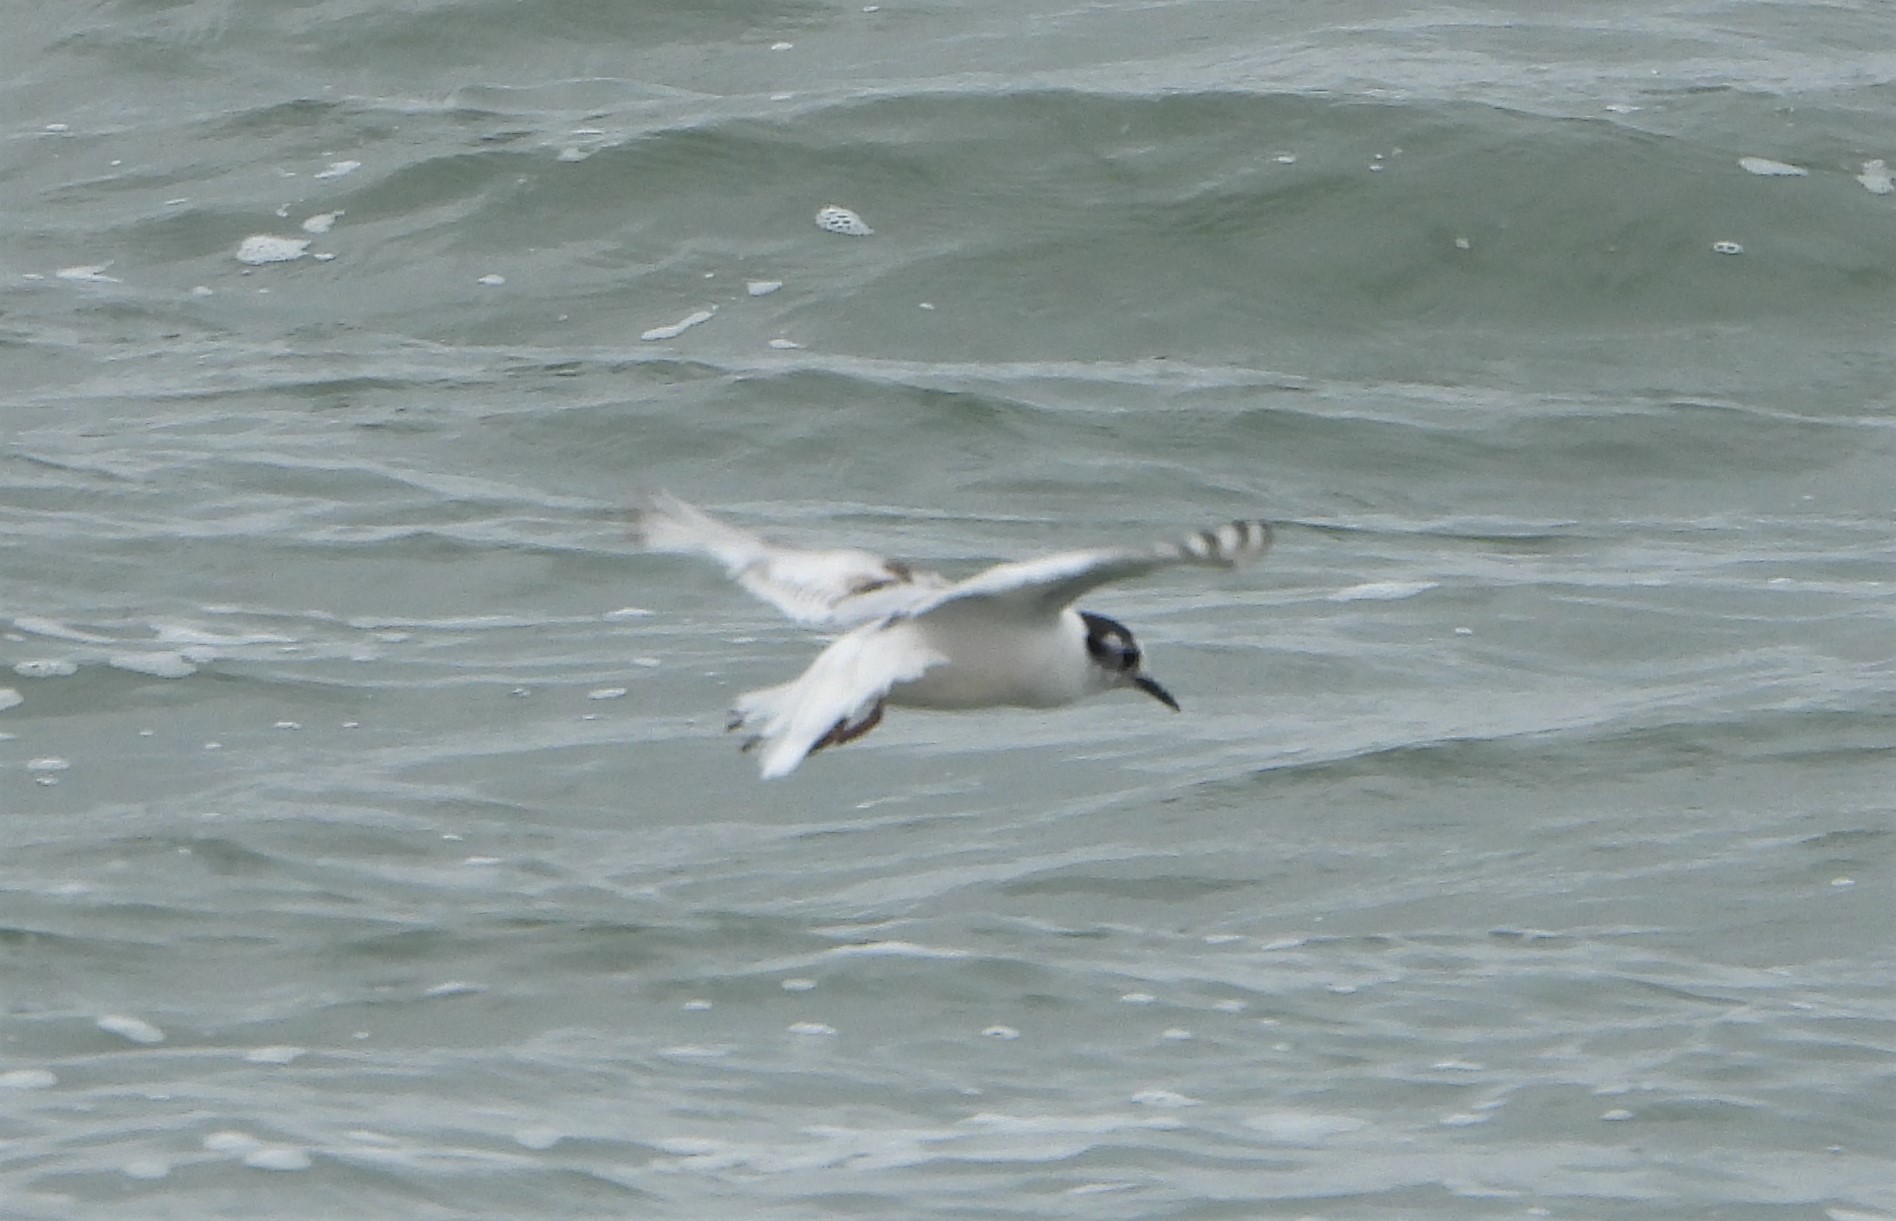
[3,1,1893,1216]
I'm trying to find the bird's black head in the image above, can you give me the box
[1080,611,1180,711]
[1080,611,1141,672]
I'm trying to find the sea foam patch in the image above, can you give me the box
[236,235,310,265]
[56,265,122,283]
[109,653,198,679]
[815,204,872,236]
[1738,156,1806,177]
[97,1014,166,1045]
[642,308,716,341]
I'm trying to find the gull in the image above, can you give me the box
[632,493,1273,778]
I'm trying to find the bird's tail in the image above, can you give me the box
[728,679,816,780]
[728,627,941,778]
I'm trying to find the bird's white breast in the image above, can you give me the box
[885,609,1096,710]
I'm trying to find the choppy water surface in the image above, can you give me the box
[3,1,1893,1216]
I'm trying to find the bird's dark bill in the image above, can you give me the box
[1132,674,1181,711]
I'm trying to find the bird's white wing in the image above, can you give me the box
[631,492,950,628]
[910,520,1273,622]
[730,622,945,779]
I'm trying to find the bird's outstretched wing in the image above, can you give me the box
[631,492,950,628]
[729,623,945,779]
[911,520,1272,623]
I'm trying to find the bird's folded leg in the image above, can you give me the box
[811,700,885,754]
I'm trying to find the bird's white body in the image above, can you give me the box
[891,609,1093,709]
[632,494,1272,778]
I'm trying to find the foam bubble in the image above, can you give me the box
[1327,580,1439,602]
[787,1021,836,1036]
[56,265,122,283]
[236,235,311,265]
[0,1068,57,1089]
[244,1045,306,1065]
[768,338,803,349]
[314,159,361,180]
[204,1131,264,1153]
[26,757,70,772]
[587,687,627,700]
[97,1014,166,1044]
[981,1025,1020,1040]
[0,688,20,712]
[108,653,198,679]
[15,617,112,643]
[1738,156,1806,177]
[477,273,505,286]
[244,1146,313,1171]
[641,307,716,341]
[821,940,967,960]
[1711,240,1744,255]
[746,280,783,296]
[814,204,873,236]
[301,211,342,233]
[1858,160,1893,195]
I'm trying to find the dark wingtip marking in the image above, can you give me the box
[1181,519,1273,565]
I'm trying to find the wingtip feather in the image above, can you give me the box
[1178,519,1273,566]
